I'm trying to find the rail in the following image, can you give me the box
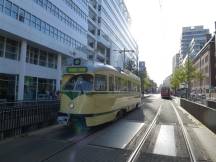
[171,102,197,162]
[0,100,60,140]
[127,105,161,162]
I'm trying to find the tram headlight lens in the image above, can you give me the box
[70,103,74,109]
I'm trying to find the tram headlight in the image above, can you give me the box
[69,103,74,109]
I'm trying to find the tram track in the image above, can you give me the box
[170,102,197,162]
[127,105,162,162]
[127,100,197,162]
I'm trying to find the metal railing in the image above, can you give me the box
[0,100,60,140]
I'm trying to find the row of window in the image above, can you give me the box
[24,76,56,100]
[0,36,20,60]
[94,74,140,92]
[26,45,58,69]
[101,7,132,50]
[64,74,140,92]
[63,0,87,21]
[0,0,85,50]
[33,0,87,35]
[80,0,88,7]
[102,1,136,48]
[0,35,58,69]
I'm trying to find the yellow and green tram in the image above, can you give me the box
[59,62,141,127]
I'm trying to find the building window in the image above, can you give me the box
[0,0,4,12]
[24,76,37,100]
[24,76,56,100]
[41,21,46,33]
[0,36,4,57]
[4,0,12,16]
[48,53,57,68]
[36,17,41,30]
[39,50,47,66]
[37,78,56,100]
[30,15,36,28]
[29,47,39,65]
[18,8,25,22]
[5,38,19,60]
[0,73,18,101]
[11,3,18,19]
[24,11,31,25]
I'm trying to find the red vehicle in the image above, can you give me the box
[161,87,171,99]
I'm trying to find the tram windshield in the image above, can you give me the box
[63,74,93,91]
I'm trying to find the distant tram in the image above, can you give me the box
[161,86,171,99]
[59,60,141,127]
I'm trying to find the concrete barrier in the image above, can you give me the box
[180,98,216,133]
[207,100,216,109]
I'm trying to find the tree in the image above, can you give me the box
[171,58,203,97]
[125,60,137,74]
[195,70,205,89]
[171,66,185,91]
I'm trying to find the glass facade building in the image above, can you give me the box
[180,26,209,59]
[0,0,138,101]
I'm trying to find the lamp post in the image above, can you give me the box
[113,48,135,70]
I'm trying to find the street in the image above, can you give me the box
[0,94,216,162]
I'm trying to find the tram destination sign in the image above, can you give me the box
[65,67,88,73]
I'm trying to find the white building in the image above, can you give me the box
[0,0,138,101]
[87,0,138,67]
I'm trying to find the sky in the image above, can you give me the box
[124,0,216,85]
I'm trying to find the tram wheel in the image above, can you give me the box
[116,110,124,120]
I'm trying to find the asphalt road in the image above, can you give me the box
[0,94,215,162]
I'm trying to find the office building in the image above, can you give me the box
[180,26,209,58]
[0,0,138,101]
[87,0,138,67]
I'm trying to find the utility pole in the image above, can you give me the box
[113,48,135,70]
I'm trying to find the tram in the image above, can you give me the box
[59,59,141,127]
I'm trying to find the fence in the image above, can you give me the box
[180,98,216,133]
[0,100,60,140]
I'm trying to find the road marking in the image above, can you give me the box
[153,125,176,156]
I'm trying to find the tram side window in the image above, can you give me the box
[137,85,140,92]
[115,77,121,91]
[109,75,114,91]
[132,83,137,92]
[121,79,128,91]
[95,74,107,91]
[128,81,132,91]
